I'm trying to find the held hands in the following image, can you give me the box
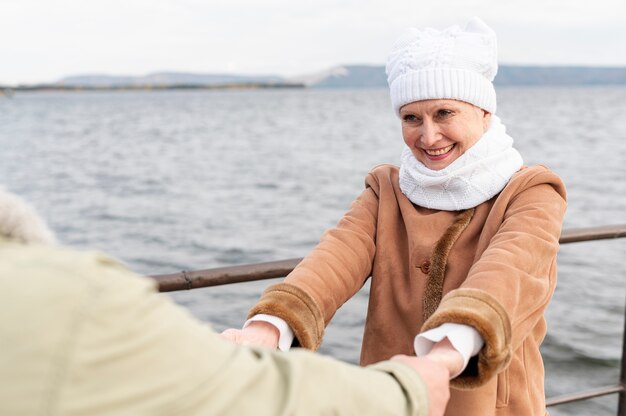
[423,338,465,379]
[390,355,450,416]
[390,339,463,416]
[220,320,280,349]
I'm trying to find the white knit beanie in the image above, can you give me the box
[386,17,498,115]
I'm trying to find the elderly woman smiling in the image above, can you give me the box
[222,18,567,416]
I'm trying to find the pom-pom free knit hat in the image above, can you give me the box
[386,17,498,116]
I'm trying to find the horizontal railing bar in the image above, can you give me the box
[151,224,626,414]
[152,258,302,292]
[546,384,625,407]
[150,224,626,292]
[559,224,626,244]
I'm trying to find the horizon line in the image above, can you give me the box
[2,63,626,88]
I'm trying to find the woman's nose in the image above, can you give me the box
[419,122,439,147]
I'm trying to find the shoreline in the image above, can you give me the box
[0,82,305,93]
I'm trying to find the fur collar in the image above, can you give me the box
[0,188,56,245]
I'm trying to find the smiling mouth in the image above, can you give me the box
[424,144,454,156]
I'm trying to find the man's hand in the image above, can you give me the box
[391,355,450,416]
[220,320,280,349]
[424,337,465,379]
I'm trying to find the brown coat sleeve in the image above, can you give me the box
[249,185,380,349]
[422,166,567,388]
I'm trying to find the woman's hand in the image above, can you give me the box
[391,355,450,416]
[423,337,465,379]
[220,320,280,349]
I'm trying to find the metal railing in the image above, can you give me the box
[150,224,626,414]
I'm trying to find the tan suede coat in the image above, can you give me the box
[250,164,567,416]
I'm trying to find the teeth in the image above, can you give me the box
[425,144,453,156]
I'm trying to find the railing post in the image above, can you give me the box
[618,296,626,416]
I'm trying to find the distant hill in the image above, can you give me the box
[495,66,626,85]
[287,65,387,88]
[56,71,283,87]
[16,65,626,90]
[295,64,626,88]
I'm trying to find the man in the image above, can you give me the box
[0,187,449,415]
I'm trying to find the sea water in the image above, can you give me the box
[1,87,625,415]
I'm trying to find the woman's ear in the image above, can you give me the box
[482,111,492,131]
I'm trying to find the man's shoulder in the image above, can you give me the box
[0,241,152,301]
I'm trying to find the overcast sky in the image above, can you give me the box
[1,0,625,85]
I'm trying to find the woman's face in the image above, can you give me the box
[400,99,491,171]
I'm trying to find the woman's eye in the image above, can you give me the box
[402,114,419,123]
[436,109,453,119]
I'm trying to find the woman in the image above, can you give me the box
[222,17,566,416]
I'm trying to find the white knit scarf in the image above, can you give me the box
[399,116,523,211]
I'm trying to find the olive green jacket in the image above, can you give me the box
[0,190,429,416]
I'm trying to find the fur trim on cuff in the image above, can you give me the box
[421,288,512,389]
[248,283,325,350]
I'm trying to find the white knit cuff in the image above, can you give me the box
[244,314,294,351]
[414,323,484,378]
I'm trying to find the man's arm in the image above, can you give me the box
[62,262,448,415]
